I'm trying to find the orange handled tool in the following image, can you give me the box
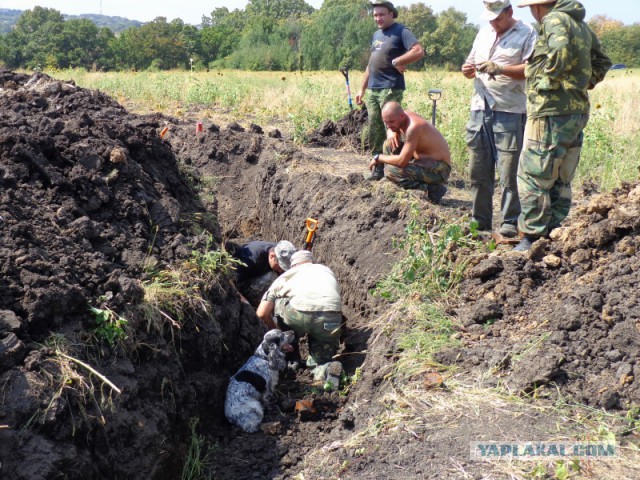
[303,218,318,251]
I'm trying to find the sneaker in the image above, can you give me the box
[514,236,536,252]
[323,361,343,392]
[498,223,518,238]
[365,164,385,181]
[427,184,447,204]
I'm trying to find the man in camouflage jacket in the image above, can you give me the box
[514,0,611,251]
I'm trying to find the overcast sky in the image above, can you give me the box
[1,0,638,26]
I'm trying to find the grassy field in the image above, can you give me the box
[49,68,639,190]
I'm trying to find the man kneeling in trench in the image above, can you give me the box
[256,250,344,391]
[368,101,451,203]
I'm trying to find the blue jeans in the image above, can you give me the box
[466,107,525,230]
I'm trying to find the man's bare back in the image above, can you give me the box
[403,110,451,165]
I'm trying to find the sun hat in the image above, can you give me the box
[371,1,398,19]
[516,0,556,7]
[290,250,314,268]
[481,0,512,20]
[274,240,296,271]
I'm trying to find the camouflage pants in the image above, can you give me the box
[466,108,525,230]
[274,298,341,367]
[365,88,404,155]
[517,114,588,237]
[383,139,451,190]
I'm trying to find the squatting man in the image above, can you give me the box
[256,250,344,391]
[368,101,451,203]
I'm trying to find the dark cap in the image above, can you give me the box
[371,1,398,18]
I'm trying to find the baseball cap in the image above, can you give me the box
[481,0,511,20]
[274,240,296,271]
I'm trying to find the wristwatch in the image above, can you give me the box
[391,59,398,67]
[373,154,380,163]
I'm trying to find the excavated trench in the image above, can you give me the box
[4,69,640,480]
[0,70,409,479]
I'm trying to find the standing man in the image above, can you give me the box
[462,0,537,237]
[514,0,611,251]
[356,1,424,181]
[368,102,451,203]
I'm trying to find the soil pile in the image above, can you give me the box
[0,69,263,479]
[307,107,368,151]
[440,183,640,409]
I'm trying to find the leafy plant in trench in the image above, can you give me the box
[89,306,128,347]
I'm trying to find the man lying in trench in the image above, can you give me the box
[368,101,451,203]
[231,239,296,306]
[256,250,344,391]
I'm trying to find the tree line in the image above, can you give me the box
[0,1,636,72]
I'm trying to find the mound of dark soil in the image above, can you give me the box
[307,107,368,151]
[0,69,263,479]
[440,183,640,409]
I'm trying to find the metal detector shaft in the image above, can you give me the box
[340,67,353,110]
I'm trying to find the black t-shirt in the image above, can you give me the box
[234,241,276,283]
[367,22,418,90]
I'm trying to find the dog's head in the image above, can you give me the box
[258,329,295,371]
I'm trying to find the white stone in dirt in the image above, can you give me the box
[542,255,562,268]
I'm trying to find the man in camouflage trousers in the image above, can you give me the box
[462,0,537,237]
[514,0,611,251]
[355,1,424,181]
[256,250,344,391]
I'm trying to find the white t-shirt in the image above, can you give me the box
[466,19,537,113]
[264,263,342,312]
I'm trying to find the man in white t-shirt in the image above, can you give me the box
[462,0,537,237]
[257,250,343,390]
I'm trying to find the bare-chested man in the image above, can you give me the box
[368,101,451,203]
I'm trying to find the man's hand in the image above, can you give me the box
[355,91,365,105]
[386,130,400,151]
[476,61,503,80]
[461,63,476,79]
[368,156,379,171]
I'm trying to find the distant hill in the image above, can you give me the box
[0,8,143,34]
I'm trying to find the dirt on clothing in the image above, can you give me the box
[1,68,640,480]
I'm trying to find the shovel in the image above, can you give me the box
[428,89,442,126]
[339,66,353,110]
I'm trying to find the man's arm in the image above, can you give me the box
[256,300,277,330]
[537,15,573,91]
[392,43,424,72]
[589,29,612,88]
[369,125,419,169]
[355,66,370,105]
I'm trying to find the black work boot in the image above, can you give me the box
[366,163,385,181]
[427,184,447,204]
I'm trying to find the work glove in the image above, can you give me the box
[476,61,503,80]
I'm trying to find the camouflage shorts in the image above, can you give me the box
[274,299,341,367]
[517,114,588,237]
[383,139,451,190]
[365,88,404,155]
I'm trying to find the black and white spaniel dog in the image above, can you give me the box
[224,329,295,433]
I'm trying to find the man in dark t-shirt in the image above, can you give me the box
[355,1,424,181]
[233,240,296,306]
